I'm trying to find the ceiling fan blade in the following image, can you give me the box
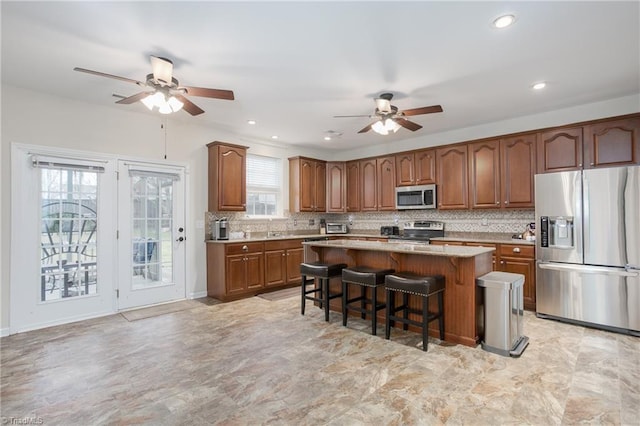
[358,123,374,134]
[74,67,144,86]
[183,86,235,100]
[401,105,443,116]
[150,56,173,86]
[175,94,205,115]
[115,92,151,104]
[395,118,423,131]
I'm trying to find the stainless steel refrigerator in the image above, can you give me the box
[535,166,640,335]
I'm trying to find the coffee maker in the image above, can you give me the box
[214,217,229,240]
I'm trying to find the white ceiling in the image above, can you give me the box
[2,1,639,151]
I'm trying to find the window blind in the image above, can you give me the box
[247,154,281,188]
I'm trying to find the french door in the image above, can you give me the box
[116,162,186,310]
[10,146,116,332]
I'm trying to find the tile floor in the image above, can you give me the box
[1,295,638,425]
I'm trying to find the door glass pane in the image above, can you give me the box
[40,169,98,301]
[131,174,174,288]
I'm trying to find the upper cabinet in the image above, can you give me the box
[207,141,248,212]
[583,117,640,168]
[289,157,326,212]
[346,160,361,212]
[537,127,583,173]
[437,145,469,209]
[468,139,501,209]
[395,148,436,186]
[359,158,378,211]
[326,162,346,213]
[377,155,396,210]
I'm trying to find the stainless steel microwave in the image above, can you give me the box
[395,184,437,210]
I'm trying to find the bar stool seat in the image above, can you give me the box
[341,266,395,335]
[300,262,347,322]
[385,272,445,351]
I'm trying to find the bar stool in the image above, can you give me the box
[341,266,395,335]
[300,262,347,322]
[385,272,445,351]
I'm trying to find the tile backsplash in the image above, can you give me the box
[205,209,534,240]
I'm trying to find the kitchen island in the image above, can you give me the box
[303,239,495,347]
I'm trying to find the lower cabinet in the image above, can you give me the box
[207,239,304,301]
[431,239,536,311]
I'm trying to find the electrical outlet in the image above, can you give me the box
[293,219,298,226]
[481,218,489,226]
[348,215,354,226]
[309,219,315,226]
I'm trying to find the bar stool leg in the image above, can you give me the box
[342,280,349,326]
[323,278,330,322]
[402,293,409,331]
[385,289,393,339]
[361,286,367,320]
[422,295,429,352]
[301,274,307,315]
[371,286,378,335]
[438,292,445,340]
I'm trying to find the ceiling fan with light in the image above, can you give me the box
[334,93,443,135]
[74,56,234,116]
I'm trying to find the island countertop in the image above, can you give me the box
[302,238,495,258]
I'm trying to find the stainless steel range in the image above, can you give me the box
[389,221,445,243]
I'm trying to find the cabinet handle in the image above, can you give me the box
[513,247,521,253]
[590,163,595,166]
[282,253,285,257]
[500,260,505,265]
[496,201,499,205]
[504,201,509,205]
[242,245,248,252]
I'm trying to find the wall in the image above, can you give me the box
[1,85,638,333]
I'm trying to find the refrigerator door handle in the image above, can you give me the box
[582,173,589,257]
[626,264,640,271]
[538,262,640,277]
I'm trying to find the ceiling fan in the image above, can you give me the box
[74,56,234,116]
[334,93,443,135]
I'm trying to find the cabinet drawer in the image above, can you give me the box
[226,242,264,255]
[499,244,534,258]
[264,239,304,251]
[430,240,464,246]
[465,242,497,249]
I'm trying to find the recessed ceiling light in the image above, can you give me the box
[247,120,256,125]
[271,135,278,139]
[324,136,331,141]
[493,14,516,29]
[532,82,546,90]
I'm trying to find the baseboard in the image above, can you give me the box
[8,310,114,335]
[0,327,10,337]
[189,291,208,299]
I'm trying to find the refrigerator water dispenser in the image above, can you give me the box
[540,216,574,249]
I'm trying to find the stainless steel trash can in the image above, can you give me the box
[477,271,529,357]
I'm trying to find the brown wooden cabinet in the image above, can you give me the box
[432,239,536,311]
[583,117,640,168]
[289,157,326,212]
[537,127,583,173]
[395,148,436,186]
[500,134,536,208]
[207,142,248,212]
[436,145,469,209]
[468,139,501,209]
[326,162,346,212]
[223,242,264,296]
[264,239,304,288]
[377,155,396,210]
[360,158,378,211]
[346,160,360,212]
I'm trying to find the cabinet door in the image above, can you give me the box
[377,156,396,210]
[538,127,583,173]
[468,140,500,209]
[226,254,247,294]
[314,161,327,212]
[245,253,264,290]
[360,159,378,211]
[436,146,469,209]
[299,159,316,212]
[414,149,437,185]
[209,143,247,211]
[395,153,415,186]
[346,161,360,212]
[264,250,286,287]
[500,257,536,311]
[286,247,304,283]
[466,242,498,269]
[501,134,536,208]
[584,117,640,168]
[326,162,346,212]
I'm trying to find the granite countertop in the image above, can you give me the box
[205,233,389,243]
[433,232,536,246]
[302,238,495,258]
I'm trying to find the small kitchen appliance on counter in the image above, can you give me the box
[325,223,348,234]
[213,217,229,240]
[389,221,444,242]
[380,226,400,236]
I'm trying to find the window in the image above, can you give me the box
[246,154,282,217]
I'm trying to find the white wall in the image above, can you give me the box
[1,85,638,333]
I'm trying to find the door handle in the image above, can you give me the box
[176,236,185,242]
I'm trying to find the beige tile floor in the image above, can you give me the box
[1,295,638,425]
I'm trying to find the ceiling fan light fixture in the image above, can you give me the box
[372,120,389,135]
[141,91,183,114]
[385,118,401,133]
[167,96,184,112]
